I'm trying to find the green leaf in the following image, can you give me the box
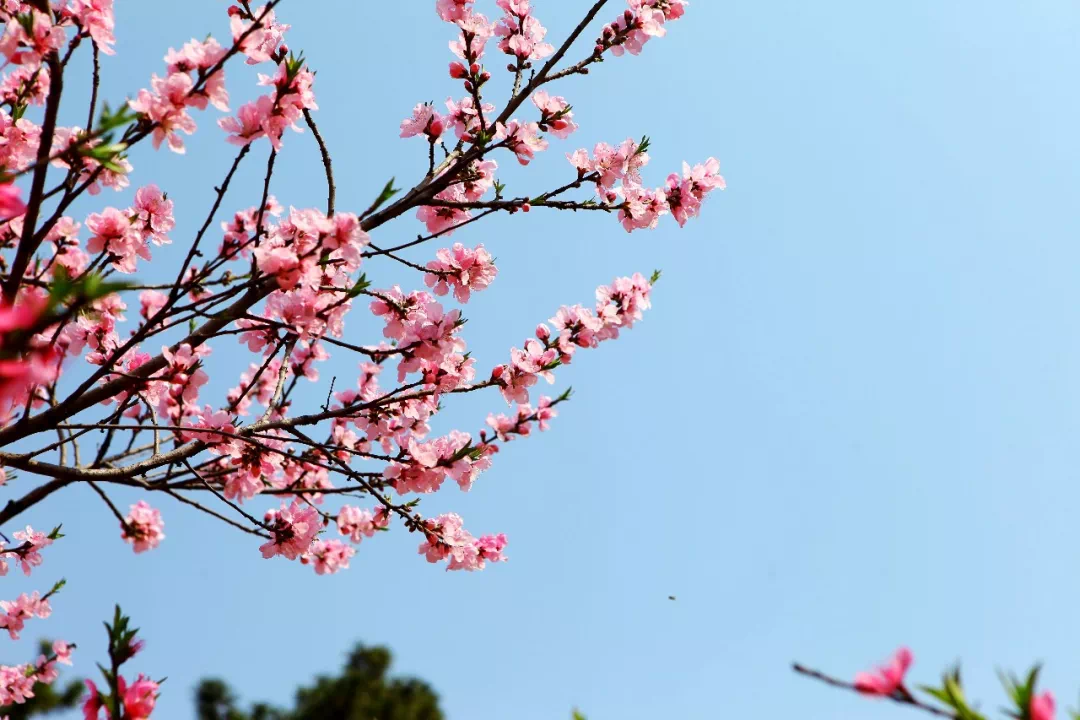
[649,269,662,285]
[368,179,400,215]
[347,274,371,298]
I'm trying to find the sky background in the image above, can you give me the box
[5,0,1080,718]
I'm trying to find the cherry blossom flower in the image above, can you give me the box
[120,674,159,720]
[418,513,507,571]
[400,102,445,140]
[0,592,51,640]
[260,500,320,560]
[854,647,913,696]
[303,539,355,575]
[0,182,25,220]
[1032,691,1056,720]
[86,206,149,273]
[532,90,578,139]
[436,0,474,22]
[121,501,166,554]
[130,184,175,245]
[231,4,290,64]
[425,243,497,302]
[69,0,117,55]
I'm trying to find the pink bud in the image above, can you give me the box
[521,203,531,213]
[535,323,551,341]
[470,63,480,74]
[449,62,468,79]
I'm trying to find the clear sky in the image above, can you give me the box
[7,1,1080,718]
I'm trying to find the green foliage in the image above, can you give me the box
[366,178,401,217]
[195,643,443,720]
[919,666,987,720]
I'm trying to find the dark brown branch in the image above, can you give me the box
[2,53,63,302]
[792,663,954,718]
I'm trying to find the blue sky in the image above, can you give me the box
[7,1,1080,718]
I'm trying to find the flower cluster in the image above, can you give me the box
[495,0,553,61]
[0,640,72,707]
[219,56,318,151]
[85,185,175,273]
[259,500,321,561]
[493,274,654,404]
[569,141,725,232]
[0,526,54,577]
[0,591,51,640]
[130,37,228,152]
[418,512,508,571]
[121,501,166,554]
[424,242,498,302]
[384,430,494,495]
[0,0,719,587]
[595,0,689,58]
[0,295,60,425]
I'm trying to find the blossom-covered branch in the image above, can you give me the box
[795,647,1062,720]
[0,0,722,606]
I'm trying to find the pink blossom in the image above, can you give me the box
[8,526,53,576]
[218,96,271,146]
[532,91,577,139]
[0,64,50,107]
[501,119,547,165]
[495,1,553,60]
[0,592,51,640]
[70,0,117,55]
[52,640,72,666]
[418,513,507,571]
[337,505,382,544]
[0,10,65,65]
[665,157,725,226]
[853,647,913,696]
[445,96,494,140]
[231,5,290,64]
[619,185,668,232]
[139,290,168,321]
[82,679,105,719]
[86,206,149,274]
[436,0,473,22]
[399,102,445,140]
[130,184,175,244]
[0,183,25,220]
[260,500,320,560]
[128,72,198,153]
[450,13,495,62]
[121,501,165,553]
[303,539,355,575]
[0,663,36,705]
[425,243,497,303]
[120,674,159,720]
[1032,691,1055,720]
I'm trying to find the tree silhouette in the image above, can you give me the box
[196,644,443,720]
